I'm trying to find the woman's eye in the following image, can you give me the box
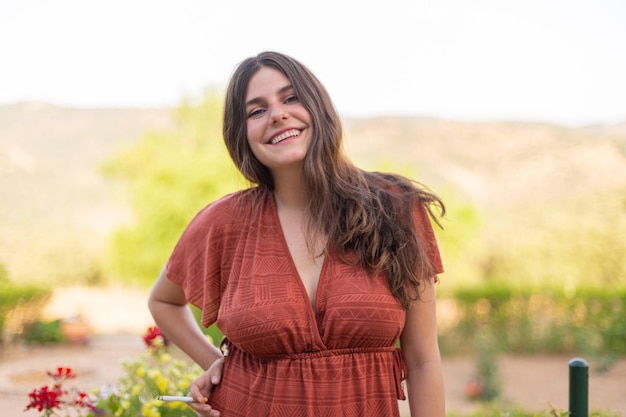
[285,95,299,104]
[248,108,265,118]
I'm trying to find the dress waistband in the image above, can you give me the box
[219,338,407,400]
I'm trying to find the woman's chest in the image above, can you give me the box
[216,245,405,355]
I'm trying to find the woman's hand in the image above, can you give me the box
[188,357,224,417]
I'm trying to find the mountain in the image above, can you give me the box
[343,116,626,207]
[0,102,174,236]
[1,102,625,282]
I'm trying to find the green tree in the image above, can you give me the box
[433,188,484,287]
[104,92,244,286]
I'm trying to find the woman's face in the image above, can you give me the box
[244,67,312,174]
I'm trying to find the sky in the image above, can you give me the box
[1,0,625,127]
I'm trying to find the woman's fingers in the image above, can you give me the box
[187,357,225,416]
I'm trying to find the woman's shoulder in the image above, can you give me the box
[188,187,265,230]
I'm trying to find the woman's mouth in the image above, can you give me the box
[270,129,301,145]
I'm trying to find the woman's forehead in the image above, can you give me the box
[245,67,292,103]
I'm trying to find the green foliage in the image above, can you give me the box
[0,273,52,344]
[0,263,8,282]
[444,404,558,417]
[443,404,621,417]
[103,92,243,286]
[190,304,224,342]
[473,330,501,401]
[439,285,626,359]
[433,187,484,286]
[21,319,65,345]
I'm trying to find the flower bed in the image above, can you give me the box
[24,326,204,417]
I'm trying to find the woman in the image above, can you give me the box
[148,51,445,417]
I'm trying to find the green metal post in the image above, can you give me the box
[569,357,589,417]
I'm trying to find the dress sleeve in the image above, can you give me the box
[413,201,444,279]
[165,193,243,327]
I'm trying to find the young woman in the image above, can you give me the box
[148,51,446,417]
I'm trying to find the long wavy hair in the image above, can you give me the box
[223,51,444,308]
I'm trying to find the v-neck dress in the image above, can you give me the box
[166,187,443,417]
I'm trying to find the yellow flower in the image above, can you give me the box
[170,368,181,379]
[132,385,142,396]
[158,352,172,363]
[152,336,165,348]
[162,400,186,411]
[121,400,131,410]
[142,402,161,417]
[177,380,188,391]
[136,367,146,378]
[156,375,169,392]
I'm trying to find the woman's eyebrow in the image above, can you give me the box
[246,84,294,107]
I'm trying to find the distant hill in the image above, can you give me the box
[344,116,626,206]
[1,102,625,282]
[0,102,174,236]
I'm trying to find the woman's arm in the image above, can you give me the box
[399,277,445,417]
[149,267,224,417]
[148,267,223,370]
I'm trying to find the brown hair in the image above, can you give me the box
[223,51,444,308]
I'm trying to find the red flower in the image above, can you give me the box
[25,368,95,415]
[73,391,97,412]
[143,326,168,349]
[47,367,75,381]
[465,379,484,400]
[25,385,62,412]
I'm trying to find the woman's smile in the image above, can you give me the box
[269,128,303,145]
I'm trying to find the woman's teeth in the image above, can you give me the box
[270,129,300,144]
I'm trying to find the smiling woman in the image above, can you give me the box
[148,51,446,417]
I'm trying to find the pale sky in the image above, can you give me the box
[1,0,625,126]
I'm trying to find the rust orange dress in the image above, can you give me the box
[167,187,443,417]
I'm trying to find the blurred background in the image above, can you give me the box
[1,1,625,415]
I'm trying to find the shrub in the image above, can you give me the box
[21,319,65,345]
[0,275,51,344]
[439,284,626,359]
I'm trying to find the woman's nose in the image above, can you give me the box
[269,103,288,123]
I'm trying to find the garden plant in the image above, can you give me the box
[24,327,204,417]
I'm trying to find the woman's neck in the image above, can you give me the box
[271,167,310,211]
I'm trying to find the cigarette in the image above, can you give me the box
[156,395,208,403]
